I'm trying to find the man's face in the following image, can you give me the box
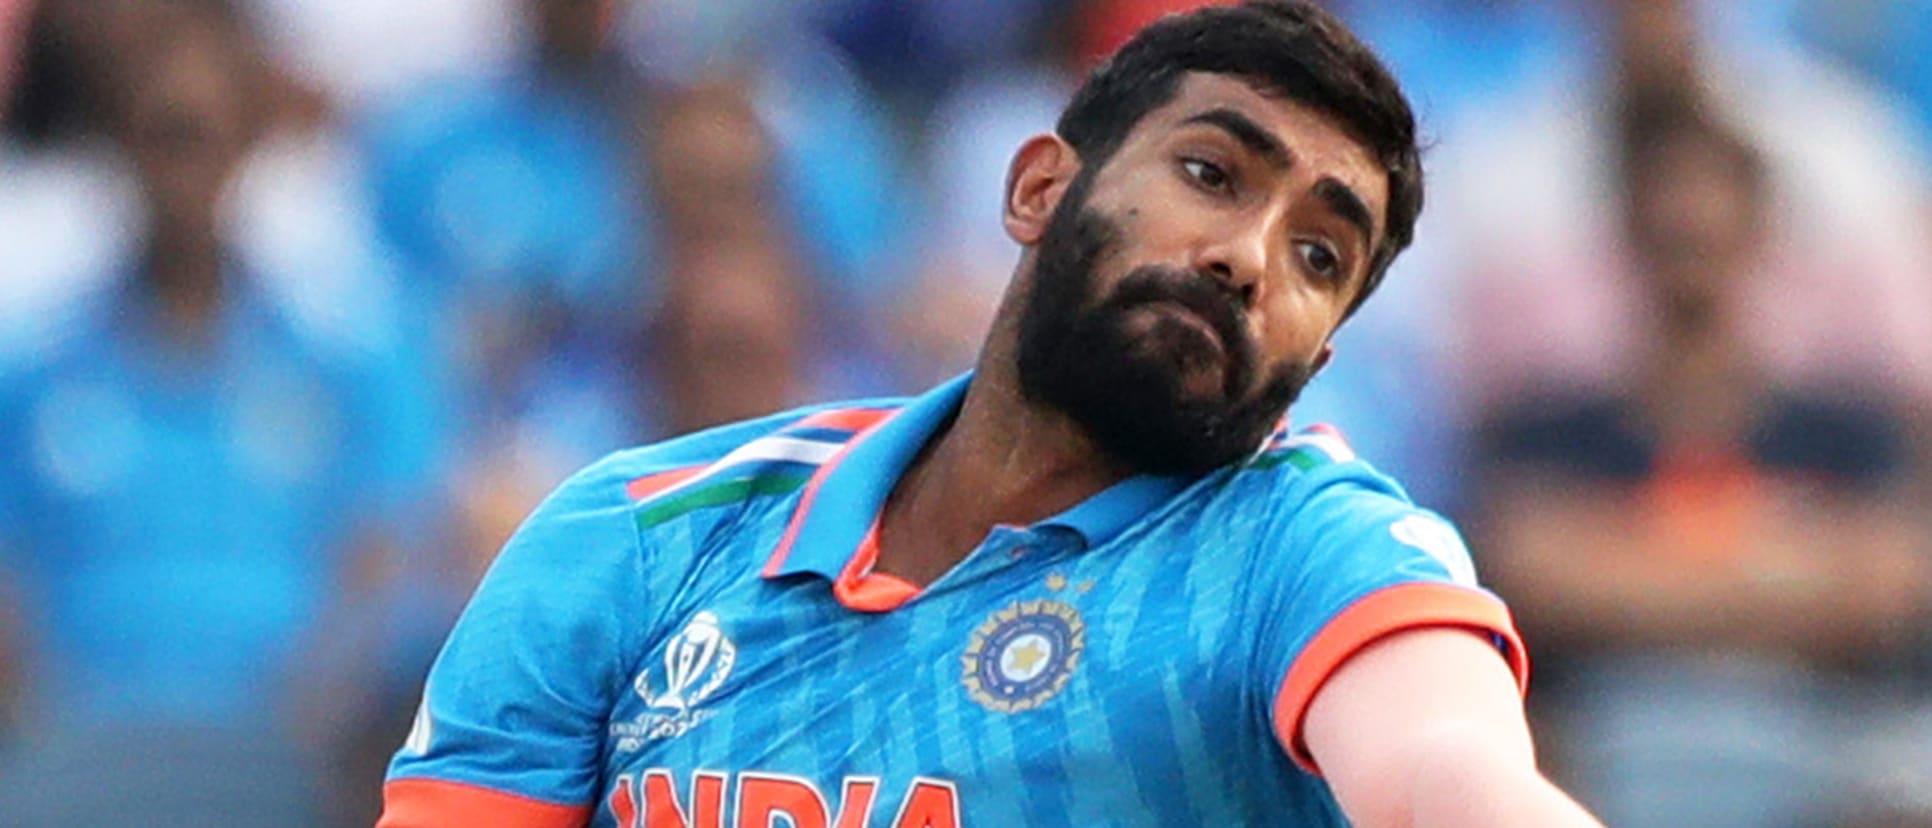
[1017,73,1390,475]
[1628,132,1762,325]
[531,0,616,64]
[117,17,252,242]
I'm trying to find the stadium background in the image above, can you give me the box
[1,0,1929,825]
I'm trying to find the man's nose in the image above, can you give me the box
[1195,224,1268,309]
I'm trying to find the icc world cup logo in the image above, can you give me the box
[636,611,737,713]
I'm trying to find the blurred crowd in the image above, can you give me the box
[0,0,1928,825]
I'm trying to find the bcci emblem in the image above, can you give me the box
[962,599,1086,713]
[612,611,736,750]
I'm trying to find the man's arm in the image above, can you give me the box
[377,452,656,828]
[1481,474,1930,662]
[1302,628,1601,828]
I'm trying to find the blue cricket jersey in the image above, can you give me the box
[382,374,1526,827]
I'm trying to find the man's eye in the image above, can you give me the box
[1181,158,1230,191]
[1296,240,1341,280]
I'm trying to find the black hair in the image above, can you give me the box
[4,0,260,145]
[6,3,98,145]
[1054,0,1422,317]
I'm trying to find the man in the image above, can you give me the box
[1476,94,1926,828]
[0,2,442,825]
[380,3,1602,826]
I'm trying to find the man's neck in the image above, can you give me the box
[1642,303,1760,450]
[873,354,1132,588]
[144,236,226,349]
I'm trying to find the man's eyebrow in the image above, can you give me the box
[1178,107,1290,169]
[1314,176,1376,250]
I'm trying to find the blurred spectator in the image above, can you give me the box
[648,81,819,438]
[0,1,23,102]
[448,78,831,576]
[1436,0,1932,417]
[0,1,444,825]
[242,0,519,108]
[625,0,934,386]
[361,0,651,420]
[1,0,142,356]
[1473,93,1929,827]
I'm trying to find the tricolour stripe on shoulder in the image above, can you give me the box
[625,406,898,530]
[624,465,709,501]
[626,436,844,502]
[792,407,897,432]
[1247,423,1358,472]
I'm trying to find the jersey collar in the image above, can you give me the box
[762,373,1190,582]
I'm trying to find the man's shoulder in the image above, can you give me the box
[1210,423,1415,522]
[557,397,912,531]
[1201,427,1487,603]
[484,397,914,595]
[1183,422,1482,574]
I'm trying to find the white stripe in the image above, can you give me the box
[1280,432,1356,463]
[403,690,432,756]
[1391,514,1479,587]
[643,436,845,503]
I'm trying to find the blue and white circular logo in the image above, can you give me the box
[962,599,1085,713]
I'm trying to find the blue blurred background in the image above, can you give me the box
[1,1,1929,825]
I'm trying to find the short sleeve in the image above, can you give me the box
[1756,394,1910,488]
[380,457,647,828]
[1480,395,1653,481]
[1249,476,1528,775]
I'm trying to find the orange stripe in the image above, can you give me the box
[378,778,591,828]
[1305,422,1345,440]
[834,574,921,612]
[763,410,900,578]
[763,447,852,577]
[794,407,895,433]
[831,521,921,612]
[625,465,707,500]
[1272,582,1528,775]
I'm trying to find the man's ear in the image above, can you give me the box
[1004,134,1081,246]
[1310,343,1335,378]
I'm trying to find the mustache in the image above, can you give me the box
[1100,265,1256,395]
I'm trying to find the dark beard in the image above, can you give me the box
[1015,178,1315,476]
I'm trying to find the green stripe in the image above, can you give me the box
[636,471,815,529]
[1244,446,1323,472]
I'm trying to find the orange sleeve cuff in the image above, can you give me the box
[1271,582,1529,775]
[378,778,593,828]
